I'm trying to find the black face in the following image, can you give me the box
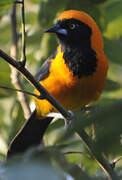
[56,18,92,47]
[44,18,97,78]
[56,18,97,78]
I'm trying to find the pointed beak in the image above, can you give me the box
[44,24,68,36]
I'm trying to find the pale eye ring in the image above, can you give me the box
[69,23,76,29]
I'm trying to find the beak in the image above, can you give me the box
[44,24,68,36]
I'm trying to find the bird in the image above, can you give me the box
[7,10,108,157]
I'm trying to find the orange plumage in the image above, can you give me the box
[34,10,108,117]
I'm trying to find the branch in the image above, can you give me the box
[14,0,23,4]
[10,4,31,119]
[0,85,43,99]
[20,0,26,65]
[74,127,120,180]
[63,151,83,155]
[111,156,122,168]
[0,49,71,120]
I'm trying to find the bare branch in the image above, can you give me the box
[10,5,31,119]
[0,85,44,99]
[14,0,23,4]
[63,151,83,155]
[20,0,26,65]
[111,156,122,168]
[113,156,122,164]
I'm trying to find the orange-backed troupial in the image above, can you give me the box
[8,10,108,157]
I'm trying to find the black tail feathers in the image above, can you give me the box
[7,110,53,158]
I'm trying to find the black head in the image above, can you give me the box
[45,18,92,48]
[44,18,97,78]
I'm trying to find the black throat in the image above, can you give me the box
[61,42,97,78]
[56,18,98,78]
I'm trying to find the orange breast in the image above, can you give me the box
[34,46,108,117]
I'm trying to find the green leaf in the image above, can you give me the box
[0,60,13,98]
[93,101,122,155]
[81,154,98,175]
[103,0,122,39]
[104,38,122,65]
[104,79,121,92]
[72,100,122,155]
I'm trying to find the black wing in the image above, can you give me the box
[35,59,51,81]
[35,50,57,81]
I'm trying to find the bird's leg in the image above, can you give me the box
[64,110,74,128]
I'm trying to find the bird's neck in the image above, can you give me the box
[60,42,98,78]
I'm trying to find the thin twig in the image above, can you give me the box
[113,156,122,164]
[14,0,23,4]
[10,4,31,119]
[21,0,26,65]
[0,85,43,99]
[111,156,122,168]
[63,150,91,158]
[64,151,83,155]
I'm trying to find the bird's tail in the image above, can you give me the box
[7,110,53,158]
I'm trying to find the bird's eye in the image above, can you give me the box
[69,24,76,30]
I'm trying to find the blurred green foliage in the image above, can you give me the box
[0,0,122,179]
[0,0,15,11]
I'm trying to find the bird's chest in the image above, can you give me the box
[41,51,101,110]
